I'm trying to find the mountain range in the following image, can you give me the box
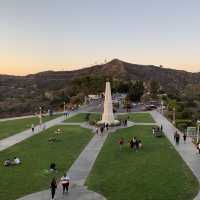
[0,59,199,117]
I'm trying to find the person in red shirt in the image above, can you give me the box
[118,137,124,151]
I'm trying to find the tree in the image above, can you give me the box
[150,80,160,98]
[128,81,144,102]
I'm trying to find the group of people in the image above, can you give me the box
[120,119,128,127]
[152,126,163,137]
[174,131,187,145]
[50,173,70,200]
[118,137,143,151]
[4,157,21,167]
[95,123,109,136]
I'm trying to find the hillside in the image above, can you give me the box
[0,59,199,117]
[26,59,200,90]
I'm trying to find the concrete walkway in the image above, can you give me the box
[151,110,200,200]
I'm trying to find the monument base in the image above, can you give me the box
[97,119,120,126]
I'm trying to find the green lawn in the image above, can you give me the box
[0,125,92,200]
[117,112,155,123]
[65,113,101,123]
[0,114,62,140]
[86,126,199,200]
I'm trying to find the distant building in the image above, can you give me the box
[88,94,101,100]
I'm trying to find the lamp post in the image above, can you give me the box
[39,106,42,125]
[161,100,164,115]
[197,120,200,143]
[172,107,176,125]
[64,101,66,118]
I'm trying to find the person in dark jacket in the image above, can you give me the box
[50,177,57,200]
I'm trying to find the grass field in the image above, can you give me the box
[117,112,155,123]
[0,125,92,200]
[65,113,101,123]
[86,126,199,200]
[0,114,62,140]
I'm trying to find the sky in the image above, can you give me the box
[0,0,199,75]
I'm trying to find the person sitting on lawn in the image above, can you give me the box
[13,157,21,165]
[48,137,56,143]
[49,163,57,172]
[4,159,12,166]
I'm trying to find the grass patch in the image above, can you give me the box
[0,114,62,140]
[65,113,101,123]
[117,113,155,123]
[0,125,92,200]
[86,126,199,200]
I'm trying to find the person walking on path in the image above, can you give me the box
[196,143,200,155]
[50,177,57,200]
[60,173,70,194]
[100,126,104,136]
[175,132,180,145]
[95,127,99,135]
[31,124,35,132]
[183,133,187,143]
[174,131,177,142]
[106,123,109,131]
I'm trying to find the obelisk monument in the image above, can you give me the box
[98,81,118,125]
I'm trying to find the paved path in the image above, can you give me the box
[151,110,200,200]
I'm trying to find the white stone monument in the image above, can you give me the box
[98,82,119,125]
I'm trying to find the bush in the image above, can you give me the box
[175,119,193,131]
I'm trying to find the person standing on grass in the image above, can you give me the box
[118,137,124,151]
[130,138,134,151]
[183,133,187,143]
[50,177,57,200]
[60,173,70,194]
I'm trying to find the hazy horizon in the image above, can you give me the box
[0,0,200,75]
[0,58,199,76]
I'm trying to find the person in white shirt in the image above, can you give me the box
[60,173,70,194]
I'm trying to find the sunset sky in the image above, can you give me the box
[0,0,199,75]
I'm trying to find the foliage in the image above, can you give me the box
[150,80,160,98]
[175,119,193,131]
[127,81,144,102]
